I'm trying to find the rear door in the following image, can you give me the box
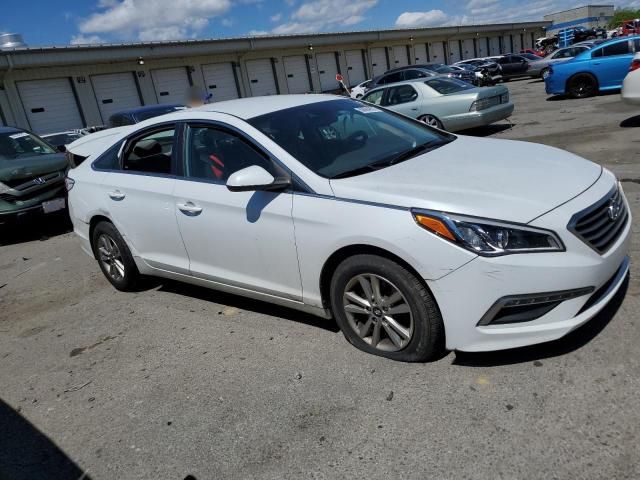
[590,40,634,88]
[384,84,421,118]
[98,123,189,272]
[173,122,302,300]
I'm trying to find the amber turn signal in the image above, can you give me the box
[414,214,456,241]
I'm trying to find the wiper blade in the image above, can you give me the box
[386,140,440,166]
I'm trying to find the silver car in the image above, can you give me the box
[361,77,513,131]
[528,45,591,78]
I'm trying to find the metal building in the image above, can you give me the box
[543,4,615,34]
[0,21,548,134]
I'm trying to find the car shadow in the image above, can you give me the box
[461,123,513,137]
[0,211,72,247]
[0,398,91,480]
[620,115,640,128]
[452,274,628,367]
[158,279,340,333]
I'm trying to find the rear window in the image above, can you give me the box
[424,78,474,95]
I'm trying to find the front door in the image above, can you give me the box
[99,124,190,273]
[173,123,303,301]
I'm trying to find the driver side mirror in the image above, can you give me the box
[226,165,291,192]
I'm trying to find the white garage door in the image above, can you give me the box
[392,45,409,67]
[430,42,446,64]
[369,48,387,77]
[201,62,239,102]
[315,52,339,92]
[17,78,83,134]
[91,72,141,124]
[345,50,366,86]
[476,38,488,57]
[513,34,523,53]
[503,35,512,53]
[489,37,501,56]
[414,44,428,64]
[462,39,475,59]
[151,67,191,104]
[283,56,310,94]
[448,41,461,63]
[246,59,278,96]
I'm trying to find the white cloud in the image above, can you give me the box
[394,10,449,28]
[221,18,233,27]
[70,34,104,44]
[270,13,282,22]
[78,0,231,41]
[248,29,269,36]
[267,0,376,34]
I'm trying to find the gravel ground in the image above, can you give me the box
[1,78,639,480]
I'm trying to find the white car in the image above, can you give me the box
[622,53,640,105]
[350,80,371,99]
[67,95,631,362]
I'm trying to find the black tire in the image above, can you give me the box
[567,73,598,98]
[91,221,140,291]
[329,254,445,362]
[540,67,550,79]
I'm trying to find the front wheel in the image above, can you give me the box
[568,73,598,98]
[418,114,443,129]
[329,254,445,362]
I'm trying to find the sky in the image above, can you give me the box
[2,0,640,46]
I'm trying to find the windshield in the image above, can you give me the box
[424,77,475,94]
[248,99,454,179]
[0,131,56,160]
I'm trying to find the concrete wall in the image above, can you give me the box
[0,23,547,132]
[544,4,614,32]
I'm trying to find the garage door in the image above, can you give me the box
[246,59,278,96]
[315,52,339,92]
[462,39,475,59]
[489,37,501,56]
[345,50,366,86]
[201,62,239,102]
[151,67,191,104]
[17,78,83,134]
[392,45,409,67]
[91,72,141,124]
[503,35,512,53]
[414,44,428,64]
[283,56,310,94]
[476,38,488,57]
[369,48,387,77]
[429,42,446,63]
[513,34,523,53]
[448,41,462,63]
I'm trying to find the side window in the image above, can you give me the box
[184,126,272,183]
[553,49,569,59]
[404,69,427,80]
[382,72,404,84]
[592,48,603,58]
[122,128,175,175]
[93,141,123,170]
[600,42,630,57]
[362,89,384,105]
[387,85,418,106]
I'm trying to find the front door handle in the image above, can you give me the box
[108,190,125,201]
[177,201,203,216]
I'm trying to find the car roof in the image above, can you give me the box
[193,94,342,119]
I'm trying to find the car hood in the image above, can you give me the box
[0,153,68,183]
[328,136,602,223]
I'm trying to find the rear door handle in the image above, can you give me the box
[177,201,203,216]
[108,190,125,201]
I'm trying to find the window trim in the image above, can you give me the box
[119,122,180,178]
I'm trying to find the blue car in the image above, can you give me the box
[545,36,640,98]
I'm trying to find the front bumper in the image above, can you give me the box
[0,186,66,224]
[428,173,631,352]
[545,74,566,95]
[445,102,514,131]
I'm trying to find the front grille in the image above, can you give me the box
[569,186,628,254]
[0,171,65,203]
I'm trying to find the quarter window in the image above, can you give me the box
[122,128,174,174]
[593,42,630,58]
[184,126,272,183]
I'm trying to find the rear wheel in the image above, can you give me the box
[91,221,140,291]
[567,73,598,98]
[330,254,445,362]
[418,114,443,129]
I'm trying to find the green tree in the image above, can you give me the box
[608,8,640,28]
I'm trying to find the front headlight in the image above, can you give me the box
[412,210,564,256]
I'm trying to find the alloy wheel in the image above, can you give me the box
[420,115,442,129]
[342,273,414,352]
[97,234,125,281]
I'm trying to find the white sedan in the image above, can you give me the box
[622,53,640,105]
[67,95,630,362]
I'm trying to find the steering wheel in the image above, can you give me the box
[347,130,368,149]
